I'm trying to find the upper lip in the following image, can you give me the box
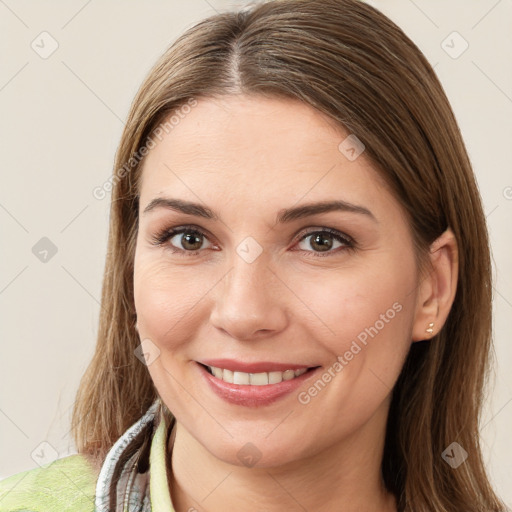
[199,359,319,373]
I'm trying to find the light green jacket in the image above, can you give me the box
[0,400,176,511]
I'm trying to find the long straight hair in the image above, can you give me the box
[72,1,506,510]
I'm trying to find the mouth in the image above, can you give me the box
[196,361,322,407]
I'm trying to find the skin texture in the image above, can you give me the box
[133,95,458,512]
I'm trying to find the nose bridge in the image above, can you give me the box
[210,249,287,339]
[223,251,275,314]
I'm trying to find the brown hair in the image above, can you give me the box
[72,0,506,509]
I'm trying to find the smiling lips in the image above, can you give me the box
[197,358,321,406]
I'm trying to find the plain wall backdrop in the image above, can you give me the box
[1,0,511,506]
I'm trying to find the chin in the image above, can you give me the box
[192,426,313,470]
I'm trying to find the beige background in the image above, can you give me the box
[1,0,511,506]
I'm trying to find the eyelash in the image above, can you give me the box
[151,224,355,258]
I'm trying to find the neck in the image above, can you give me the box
[167,404,397,512]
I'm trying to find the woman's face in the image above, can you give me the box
[134,95,422,468]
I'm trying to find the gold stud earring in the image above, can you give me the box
[426,322,434,334]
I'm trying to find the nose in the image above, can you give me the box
[209,254,288,341]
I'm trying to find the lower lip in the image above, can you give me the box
[197,363,321,407]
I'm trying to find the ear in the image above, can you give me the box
[411,228,458,342]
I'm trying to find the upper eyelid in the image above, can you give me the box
[298,227,352,241]
[161,224,350,237]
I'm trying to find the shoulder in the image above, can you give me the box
[0,454,98,512]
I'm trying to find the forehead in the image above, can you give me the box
[138,95,391,214]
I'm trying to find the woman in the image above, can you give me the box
[0,0,507,510]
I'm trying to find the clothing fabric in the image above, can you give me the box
[0,399,177,512]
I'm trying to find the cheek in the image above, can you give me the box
[296,256,417,373]
[290,260,416,433]
[133,254,204,348]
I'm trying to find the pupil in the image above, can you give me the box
[311,233,332,252]
[182,232,202,250]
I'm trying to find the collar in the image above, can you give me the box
[94,398,177,512]
[150,404,176,511]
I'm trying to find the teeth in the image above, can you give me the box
[233,371,250,385]
[282,369,295,381]
[250,372,268,385]
[206,365,309,385]
[212,367,223,379]
[268,371,283,384]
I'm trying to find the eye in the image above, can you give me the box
[151,225,355,258]
[152,225,214,255]
[294,228,354,256]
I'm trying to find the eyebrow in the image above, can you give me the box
[142,197,377,223]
